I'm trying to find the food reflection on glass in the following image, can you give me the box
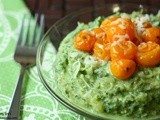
[39,8,160,120]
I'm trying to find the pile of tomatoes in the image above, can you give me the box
[74,16,160,80]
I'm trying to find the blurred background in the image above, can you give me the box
[24,0,160,30]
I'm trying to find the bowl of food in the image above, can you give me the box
[37,3,160,120]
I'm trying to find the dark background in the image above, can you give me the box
[24,0,160,30]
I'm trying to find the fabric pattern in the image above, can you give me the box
[0,0,85,119]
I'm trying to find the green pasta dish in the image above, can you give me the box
[54,11,160,119]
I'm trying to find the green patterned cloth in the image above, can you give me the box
[0,0,85,119]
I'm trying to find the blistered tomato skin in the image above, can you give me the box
[106,18,135,43]
[142,27,160,44]
[136,41,160,67]
[100,16,119,31]
[110,39,137,60]
[110,59,136,80]
[92,28,107,44]
[74,31,96,52]
[93,39,111,61]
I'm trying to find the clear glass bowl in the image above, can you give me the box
[37,3,160,120]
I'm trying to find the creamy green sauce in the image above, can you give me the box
[54,11,160,119]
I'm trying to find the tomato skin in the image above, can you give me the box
[110,39,137,60]
[134,19,152,34]
[92,28,107,44]
[106,26,133,43]
[136,41,160,67]
[93,39,111,61]
[100,16,119,31]
[106,18,135,43]
[142,27,160,44]
[92,27,105,36]
[110,59,136,80]
[74,31,96,52]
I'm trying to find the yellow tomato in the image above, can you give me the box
[93,39,111,61]
[100,16,119,31]
[106,18,135,43]
[110,59,136,80]
[74,31,96,52]
[92,27,107,44]
[110,39,137,60]
[136,41,160,67]
[142,27,160,44]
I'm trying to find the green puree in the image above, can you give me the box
[54,12,160,119]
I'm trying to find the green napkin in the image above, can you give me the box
[0,0,85,119]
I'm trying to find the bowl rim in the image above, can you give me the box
[36,3,160,120]
[36,31,107,120]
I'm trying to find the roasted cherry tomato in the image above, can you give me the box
[110,59,136,80]
[93,39,111,61]
[136,41,160,67]
[74,31,96,52]
[110,39,137,60]
[100,16,119,31]
[105,18,135,43]
[142,27,160,44]
[92,27,107,44]
[134,19,152,34]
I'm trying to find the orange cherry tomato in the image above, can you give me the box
[134,20,152,33]
[142,27,160,44]
[92,27,107,44]
[100,16,119,31]
[133,20,152,44]
[74,31,96,52]
[110,39,137,60]
[92,27,105,36]
[110,59,136,80]
[93,39,111,61]
[106,18,135,43]
[136,41,160,67]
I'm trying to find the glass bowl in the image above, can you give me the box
[37,3,160,120]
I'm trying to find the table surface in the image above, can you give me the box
[25,0,160,29]
[0,0,84,119]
